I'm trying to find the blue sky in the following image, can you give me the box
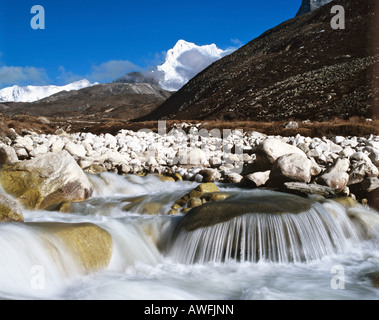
[0,0,301,88]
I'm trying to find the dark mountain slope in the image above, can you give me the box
[140,0,378,122]
[3,83,172,120]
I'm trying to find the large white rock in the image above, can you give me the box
[0,150,93,210]
[50,139,65,153]
[317,172,349,193]
[270,153,312,186]
[99,150,128,165]
[364,147,379,167]
[349,162,379,185]
[226,173,244,184]
[256,138,307,170]
[64,141,87,158]
[242,171,271,188]
[0,144,18,164]
[178,148,207,166]
[30,144,49,157]
[325,158,350,174]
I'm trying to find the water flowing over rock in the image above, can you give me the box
[177,193,316,230]
[167,193,365,264]
[28,222,112,273]
[0,151,93,210]
[169,182,230,215]
[0,170,378,300]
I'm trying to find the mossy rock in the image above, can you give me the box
[170,183,231,215]
[0,169,45,200]
[174,173,183,181]
[17,189,42,210]
[169,209,179,215]
[157,173,182,182]
[122,195,148,211]
[175,195,189,207]
[332,197,358,208]
[83,164,107,174]
[0,151,93,210]
[140,202,164,215]
[187,197,202,208]
[0,193,24,223]
[172,204,181,210]
[58,202,72,213]
[28,222,112,273]
[204,192,231,202]
[189,183,220,198]
[158,175,176,183]
[195,183,220,194]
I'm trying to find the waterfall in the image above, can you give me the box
[0,217,164,299]
[0,222,83,299]
[166,200,370,264]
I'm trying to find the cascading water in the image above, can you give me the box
[0,172,378,300]
[166,201,364,264]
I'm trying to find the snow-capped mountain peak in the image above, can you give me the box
[167,40,224,60]
[156,40,230,91]
[0,79,97,103]
[296,0,333,16]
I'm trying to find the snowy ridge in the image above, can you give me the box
[156,40,230,91]
[296,0,333,16]
[0,79,96,103]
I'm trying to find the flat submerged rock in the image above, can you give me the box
[177,192,317,232]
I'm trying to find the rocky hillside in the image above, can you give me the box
[2,83,172,120]
[140,0,378,122]
[113,72,160,86]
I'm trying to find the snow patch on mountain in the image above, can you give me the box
[0,79,96,102]
[296,0,333,16]
[155,40,232,91]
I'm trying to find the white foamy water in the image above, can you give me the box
[0,173,378,300]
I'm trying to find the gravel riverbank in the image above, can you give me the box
[0,122,378,209]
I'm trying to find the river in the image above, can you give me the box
[0,173,378,300]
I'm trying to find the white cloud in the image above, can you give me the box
[0,65,50,87]
[173,48,225,84]
[231,38,244,47]
[56,60,143,86]
[56,66,85,84]
[88,60,142,83]
[0,60,142,89]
